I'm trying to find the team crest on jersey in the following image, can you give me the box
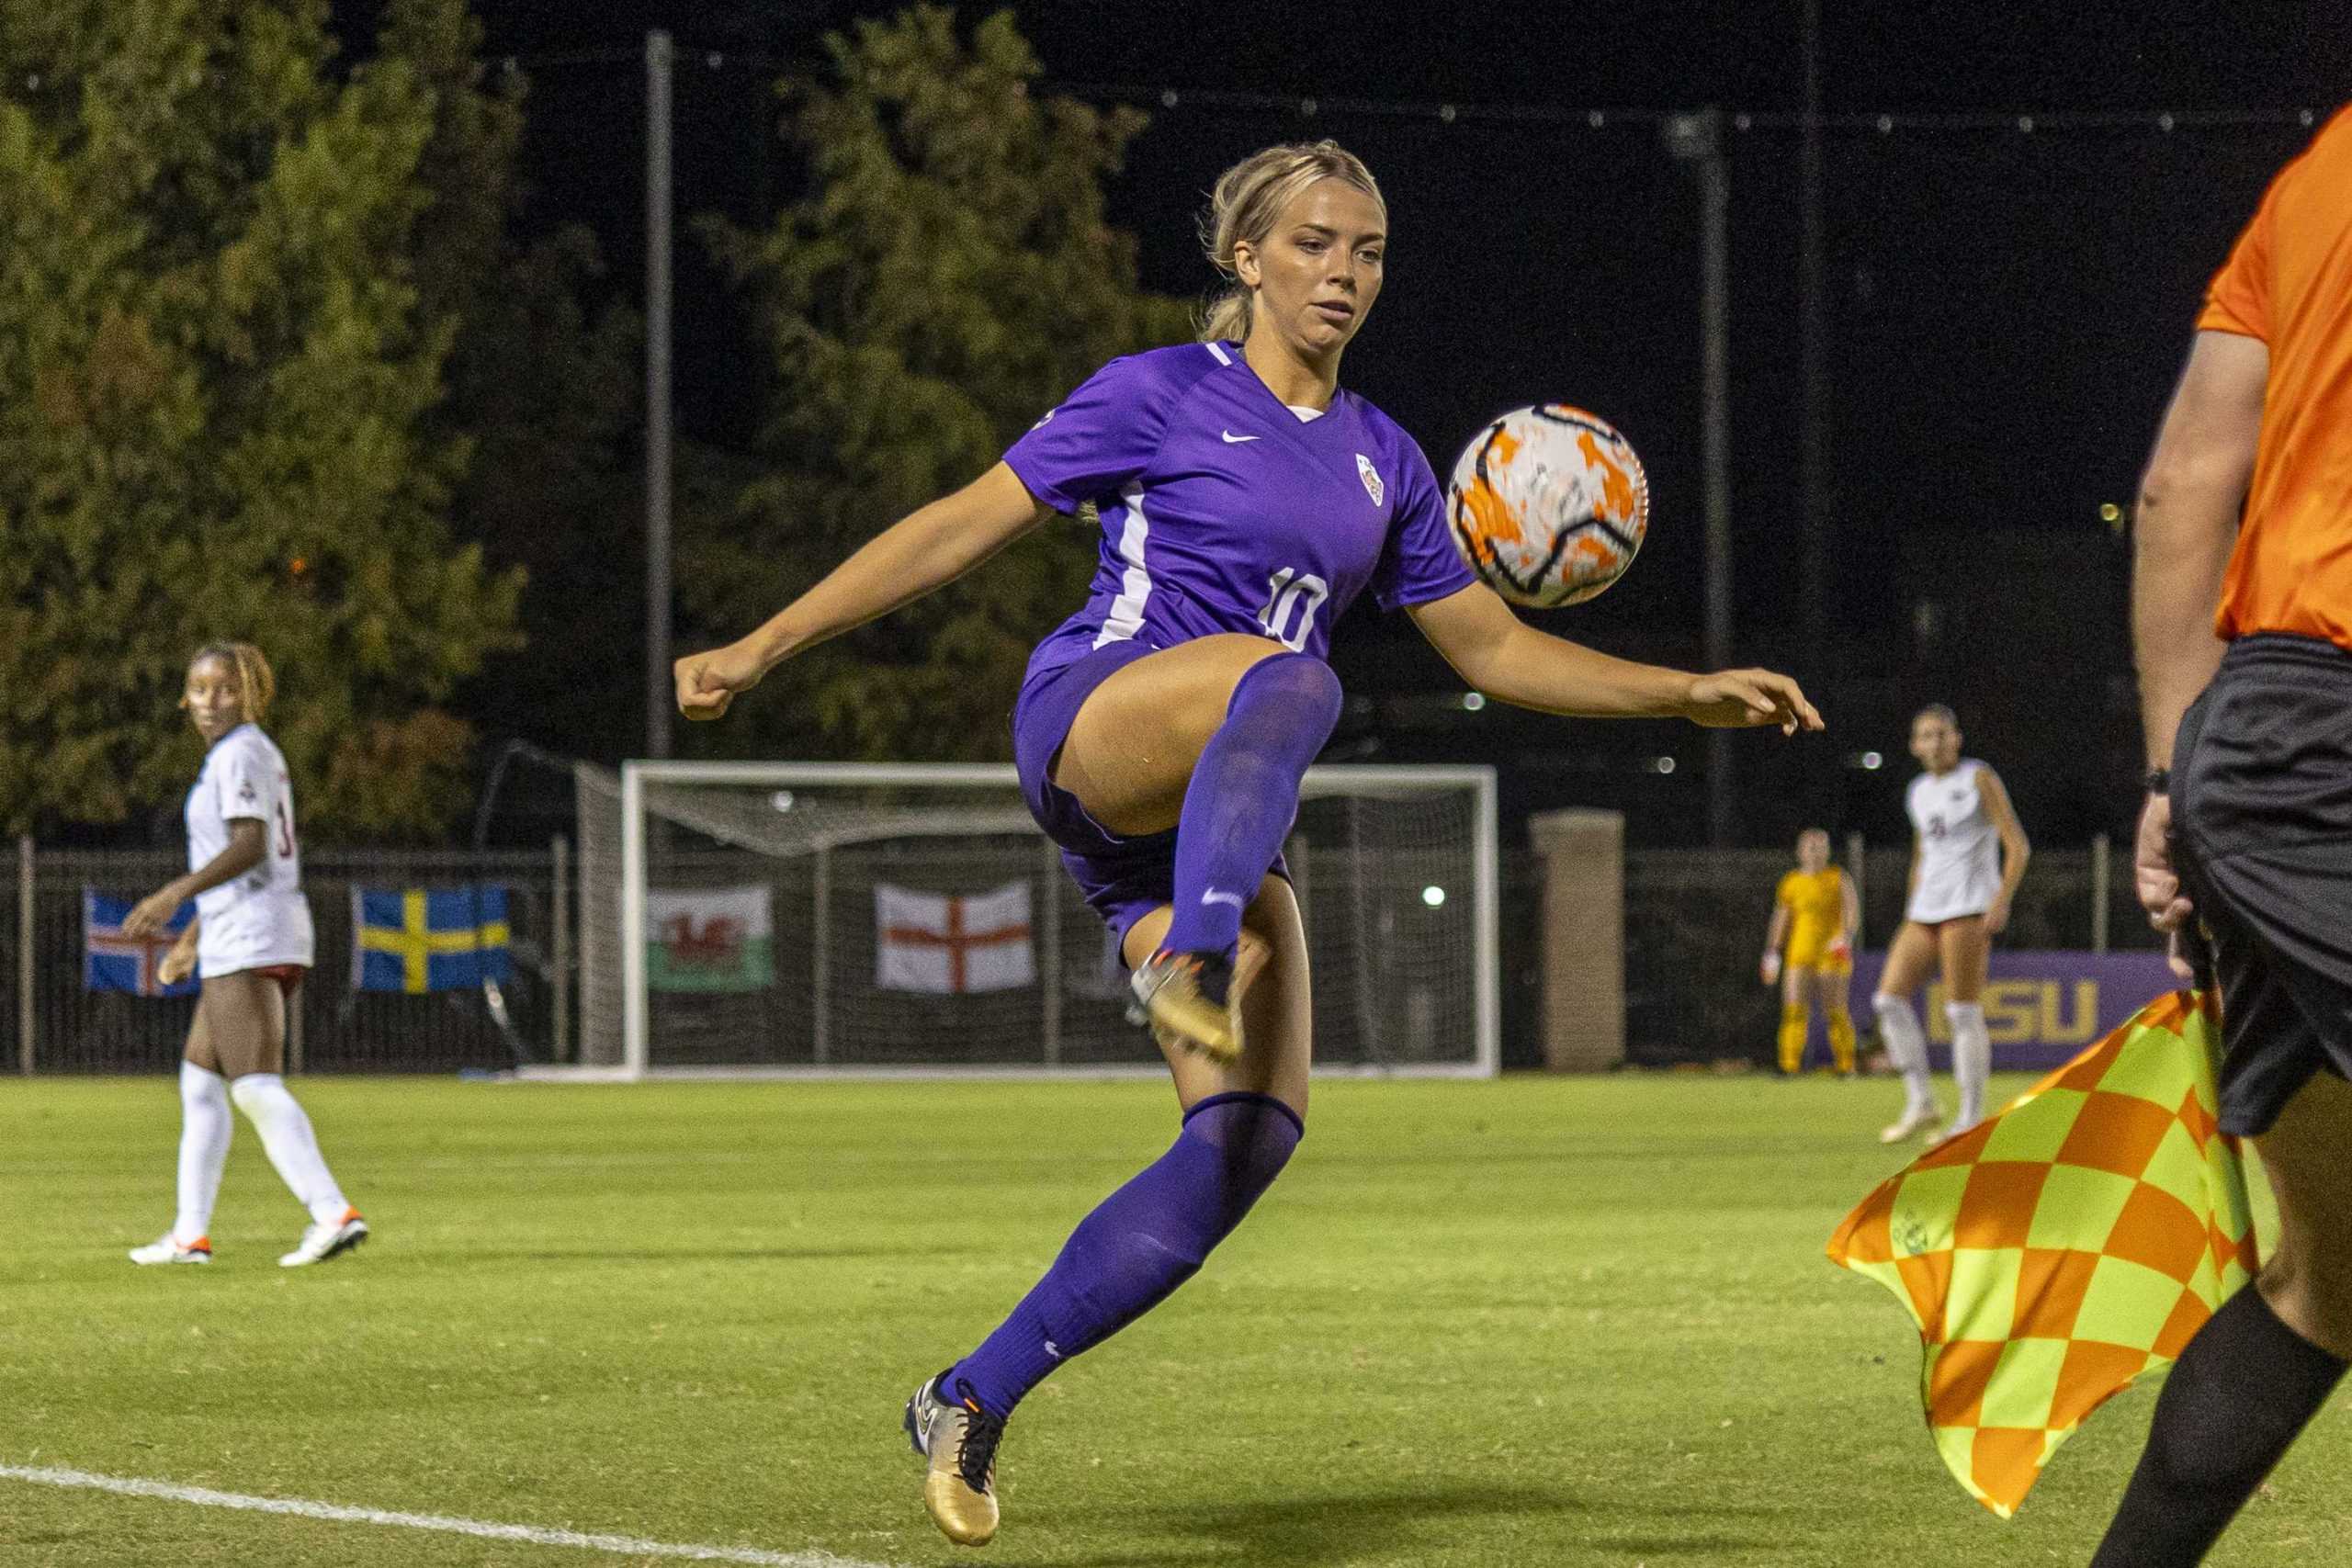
[1355,453,1383,507]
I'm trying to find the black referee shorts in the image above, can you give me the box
[2174,634,2352,1136]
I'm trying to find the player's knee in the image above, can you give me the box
[227,1071,289,1113]
[1231,651,1343,733]
[1181,1091,1304,1231]
[2260,1257,2352,1361]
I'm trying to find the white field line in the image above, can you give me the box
[0,1464,902,1568]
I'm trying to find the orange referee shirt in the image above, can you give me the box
[2199,107,2352,648]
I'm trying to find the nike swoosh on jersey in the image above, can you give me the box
[1202,889,1247,908]
[1219,430,1261,444]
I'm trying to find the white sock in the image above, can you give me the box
[1873,994,1935,1113]
[174,1063,232,1243]
[229,1074,350,1226]
[1947,1000,1991,1130]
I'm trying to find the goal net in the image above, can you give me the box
[570,762,1496,1077]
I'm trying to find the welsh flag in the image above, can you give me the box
[646,886,774,993]
[1828,990,2258,1517]
[876,881,1034,994]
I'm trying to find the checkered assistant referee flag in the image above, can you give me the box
[1827,990,2258,1518]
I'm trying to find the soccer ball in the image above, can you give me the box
[1445,405,1649,608]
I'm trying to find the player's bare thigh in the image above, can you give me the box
[2253,1070,2352,1358]
[1123,874,1310,1120]
[182,1000,220,1075]
[1936,915,1991,1003]
[1054,634,1293,837]
[1876,920,1939,1000]
[197,969,286,1080]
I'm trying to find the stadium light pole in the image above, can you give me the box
[645,29,675,761]
[1666,108,1736,846]
[1799,0,1829,785]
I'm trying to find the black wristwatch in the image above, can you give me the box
[2143,766,2171,796]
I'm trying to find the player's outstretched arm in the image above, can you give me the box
[1407,581,1824,734]
[675,462,1053,721]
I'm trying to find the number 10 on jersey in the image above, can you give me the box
[1257,569,1329,652]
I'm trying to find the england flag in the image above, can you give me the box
[875,881,1035,994]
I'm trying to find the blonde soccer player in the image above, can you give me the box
[675,140,1819,1548]
[122,643,368,1269]
[1872,704,2030,1142]
[1759,827,1859,1075]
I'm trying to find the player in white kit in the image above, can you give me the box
[122,643,368,1268]
[1874,704,2030,1143]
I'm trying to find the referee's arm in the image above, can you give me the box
[2133,329,2268,766]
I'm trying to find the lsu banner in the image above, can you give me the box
[876,881,1035,994]
[352,886,512,994]
[1850,949,2181,1072]
[646,886,774,993]
[1828,991,2256,1517]
[84,889,198,997]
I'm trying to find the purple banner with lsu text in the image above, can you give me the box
[1848,949,2183,1072]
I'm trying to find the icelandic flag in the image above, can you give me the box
[351,886,512,993]
[84,889,198,997]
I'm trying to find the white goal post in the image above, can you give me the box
[565,761,1497,1080]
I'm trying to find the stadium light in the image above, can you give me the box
[1461,692,1487,711]
[1422,886,1446,908]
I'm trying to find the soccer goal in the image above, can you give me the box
[562,761,1497,1078]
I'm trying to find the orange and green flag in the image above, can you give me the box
[1827,989,2259,1518]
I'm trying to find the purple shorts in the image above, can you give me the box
[1012,640,1288,960]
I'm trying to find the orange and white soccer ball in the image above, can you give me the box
[1445,405,1649,608]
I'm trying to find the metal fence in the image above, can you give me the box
[5,834,2132,1075]
[5,842,567,1074]
[1623,840,2147,1067]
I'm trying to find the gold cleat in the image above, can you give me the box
[905,1372,1003,1547]
[1128,948,1242,1063]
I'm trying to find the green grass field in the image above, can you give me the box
[5,1072,2346,1566]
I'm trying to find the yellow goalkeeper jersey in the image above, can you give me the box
[1777,867,1849,968]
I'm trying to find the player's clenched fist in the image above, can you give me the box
[674,641,767,721]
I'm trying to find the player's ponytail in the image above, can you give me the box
[1198,140,1385,344]
[187,641,277,726]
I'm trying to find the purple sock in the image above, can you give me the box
[1159,653,1342,960]
[944,1092,1304,1418]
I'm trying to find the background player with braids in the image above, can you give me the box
[122,643,368,1269]
[674,140,1821,1548]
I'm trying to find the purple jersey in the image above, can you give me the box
[1004,342,1476,676]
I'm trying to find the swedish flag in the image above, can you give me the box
[351,886,512,994]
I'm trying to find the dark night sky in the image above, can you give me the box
[396,2,2343,846]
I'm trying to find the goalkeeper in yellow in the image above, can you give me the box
[1759,828,1860,1075]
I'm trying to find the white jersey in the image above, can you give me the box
[1905,759,2004,923]
[186,724,314,975]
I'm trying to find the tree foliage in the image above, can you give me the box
[0,0,525,840]
[382,0,644,768]
[690,5,1193,761]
